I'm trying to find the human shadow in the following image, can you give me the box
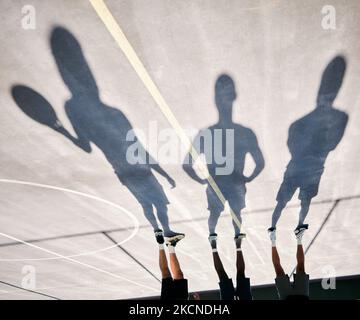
[183,74,265,236]
[271,55,349,230]
[11,26,182,238]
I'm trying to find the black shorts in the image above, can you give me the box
[161,277,188,300]
[275,273,309,300]
[219,277,252,300]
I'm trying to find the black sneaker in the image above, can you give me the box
[165,234,185,247]
[165,232,185,242]
[234,233,246,249]
[294,224,309,236]
[208,233,218,249]
[234,233,246,240]
[154,229,164,244]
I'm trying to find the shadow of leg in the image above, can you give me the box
[208,210,221,235]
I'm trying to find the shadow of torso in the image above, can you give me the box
[287,106,348,176]
[198,122,261,213]
[204,123,257,185]
[65,97,169,206]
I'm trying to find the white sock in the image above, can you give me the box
[271,240,276,247]
[168,245,175,253]
[159,244,164,250]
[212,248,218,253]
[297,237,302,245]
[236,248,242,252]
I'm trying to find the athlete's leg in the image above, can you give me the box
[272,246,285,276]
[235,235,246,279]
[296,244,305,273]
[160,248,171,279]
[268,229,285,276]
[208,234,229,280]
[169,251,183,280]
[166,237,185,280]
[295,227,307,273]
[155,230,171,279]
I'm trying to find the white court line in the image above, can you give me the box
[0,232,158,293]
[89,0,264,264]
[0,178,139,262]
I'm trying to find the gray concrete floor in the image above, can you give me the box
[0,0,359,299]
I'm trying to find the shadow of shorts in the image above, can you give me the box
[206,183,246,212]
[276,169,323,202]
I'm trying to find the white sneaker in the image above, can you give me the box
[268,227,276,243]
[208,233,217,249]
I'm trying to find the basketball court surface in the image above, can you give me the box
[0,0,359,299]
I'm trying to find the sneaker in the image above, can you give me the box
[165,233,185,247]
[294,224,308,238]
[154,229,164,244]
[164,231,185,238]
[208,233,218,249]
[268,227,276,242]
[234,233,246,240]
[234,233,246,249]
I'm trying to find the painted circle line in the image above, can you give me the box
[0,179,139,262]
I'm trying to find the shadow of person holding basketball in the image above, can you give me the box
[270,55,349,232]
[11,26,183,238]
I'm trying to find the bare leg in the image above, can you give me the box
[169,252,184,280]
[298,198,311,227]
[236,250,245,279]
[212,252,229,281]
[296,244,305,273]
[272,246,285,276]
[159,248,171,279]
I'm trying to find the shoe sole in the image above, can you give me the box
[165,234,185,243]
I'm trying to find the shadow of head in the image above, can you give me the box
[317,55,346,107]
[50,26,99,98]
[215,74,237,113]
